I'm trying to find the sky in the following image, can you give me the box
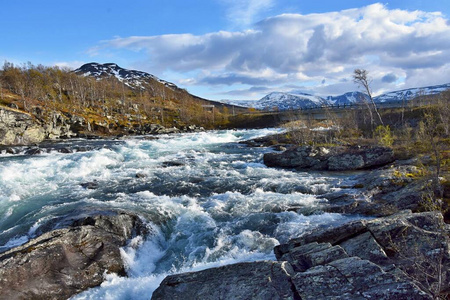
[1,0,450,100]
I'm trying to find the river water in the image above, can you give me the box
[0,129,363,299]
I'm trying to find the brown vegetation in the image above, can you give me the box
[0,61,235,134]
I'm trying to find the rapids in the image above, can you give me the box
[0,129,364,299]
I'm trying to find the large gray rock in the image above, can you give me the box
[322,164,432,216]
[277,211,450,298]
[0,213,146,300]
[152,261,298,300]
[263,146,333,169]
[263,145,394,171]
[293,257,431,300]
[0,107,46,145]
[328,146,394,171]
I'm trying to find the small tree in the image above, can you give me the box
[353,69,384,126]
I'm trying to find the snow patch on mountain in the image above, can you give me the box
[74,62,179,90]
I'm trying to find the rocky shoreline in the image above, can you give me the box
[0,105,204,147]
[151,145,449,299]
[0,137,449,299]
[154,210,449,299]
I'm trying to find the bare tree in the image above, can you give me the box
[353,69,384,126]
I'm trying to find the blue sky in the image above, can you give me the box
[1,1,450,100]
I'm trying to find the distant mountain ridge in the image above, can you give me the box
[219,83,450,111]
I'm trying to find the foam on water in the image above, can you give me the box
[0,129,365,299]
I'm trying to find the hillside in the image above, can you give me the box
[0,61,238,144]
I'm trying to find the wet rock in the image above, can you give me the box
[58,147,72,153]
[75,145,93,152]
[181,124,203,132]
[5,147,19,154]
[162,161,185,167]
[152,261,298,300]
[136,172,147,178]
[0,212,147,300]
[263,145,394,171]
[24,147,42,155]
[80,180,99,189]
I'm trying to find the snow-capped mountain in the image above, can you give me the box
[326,91,369,106]
[257,92,326,110]
[373,83,450,102]
[219,83,449,111]
[220,92,327,110]
[74,62,180,90]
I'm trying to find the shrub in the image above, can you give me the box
[375,125,394,147]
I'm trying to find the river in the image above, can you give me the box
[0,128,364,299]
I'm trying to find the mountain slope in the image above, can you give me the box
[75,62,180,90]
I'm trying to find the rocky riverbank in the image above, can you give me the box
[151,145,449,299]
[0,105,204,146]
[2,210,447,299]
[153,210,449,299]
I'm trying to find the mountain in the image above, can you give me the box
[219,83,450,111]
[220,92,327,110]
[74,62,181,91]
[74,62,240,111]
[325,91,369,106]
[373,83,450,102]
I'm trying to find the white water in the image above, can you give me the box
[0,129,363,299]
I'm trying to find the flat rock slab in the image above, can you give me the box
[152,261,299,300]
[293,257,432,300]
[263,145,394,171]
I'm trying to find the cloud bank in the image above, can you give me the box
[92,3,450,98]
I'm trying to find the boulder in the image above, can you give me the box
[263,145,394,171]
[152,261,298,300]
[161,161,185,167]
[0,213,146,300]
[80,180,99,189]
[263,146,332,169]
[328,146,394,171]
[24,147,42,155]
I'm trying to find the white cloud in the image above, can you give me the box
[90,3,450,99]
[54,60,86,70]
